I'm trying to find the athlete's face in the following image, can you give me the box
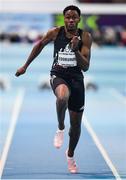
[64,10,80,32]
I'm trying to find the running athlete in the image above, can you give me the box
[15,5,92,173]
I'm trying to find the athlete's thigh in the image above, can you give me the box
[68,78,85,112]
[50,75,70,98]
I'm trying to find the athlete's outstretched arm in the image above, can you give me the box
[15,27,59,77]
[71,32,92,72]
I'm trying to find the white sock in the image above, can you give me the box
[57,129,64,132]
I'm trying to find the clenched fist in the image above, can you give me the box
[70,36,80,52]
[15,66,26,77]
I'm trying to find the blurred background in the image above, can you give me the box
[0,0,126,179]
[0,0,126,90]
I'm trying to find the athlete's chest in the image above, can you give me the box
[54,38,76,68]
[54,36,71,50]
[53,30,82,68]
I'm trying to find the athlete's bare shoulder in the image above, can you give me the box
[45,27,61,41]
[82,31,92,42]
[38,27,61,46]
[81,31,92,47]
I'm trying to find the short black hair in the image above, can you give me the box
[63,5,81,17]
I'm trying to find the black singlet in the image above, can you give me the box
[50,26,84,80]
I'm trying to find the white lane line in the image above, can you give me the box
[83,115,122,180]
[0,88,25,178]
[109,88,126,105]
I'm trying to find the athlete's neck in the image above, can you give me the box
[65,27,78,38]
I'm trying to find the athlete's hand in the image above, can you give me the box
[15,66,26,77]
[70,36,79,52]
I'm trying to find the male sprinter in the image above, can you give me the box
[15,5,92,173]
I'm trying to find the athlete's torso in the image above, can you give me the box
[50,26,84,79]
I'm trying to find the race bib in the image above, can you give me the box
[58,51,77,68]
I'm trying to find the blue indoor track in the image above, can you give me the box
[0,43,126,179]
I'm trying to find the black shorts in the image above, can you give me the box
[50,75,85,112]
